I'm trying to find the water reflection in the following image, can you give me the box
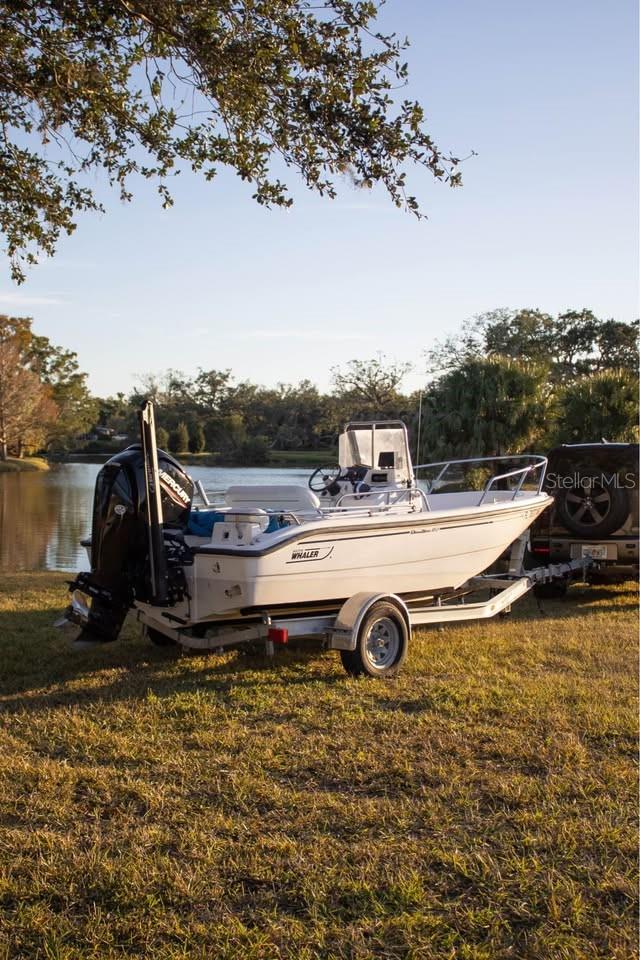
[0,464,99,572]
[0,462,308,572]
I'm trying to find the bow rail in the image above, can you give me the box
[414,454,548,503]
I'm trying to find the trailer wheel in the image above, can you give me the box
[340,601,408,678]
[147,626,176,646]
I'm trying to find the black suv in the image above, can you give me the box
[529,443,638,583]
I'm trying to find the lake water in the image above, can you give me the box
[0,462,309,573]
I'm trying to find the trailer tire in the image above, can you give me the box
[147,626,177,647]
[340,601,408,678]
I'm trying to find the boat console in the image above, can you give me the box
[309,421,414,505]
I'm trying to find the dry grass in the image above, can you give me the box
[0,573,637,959]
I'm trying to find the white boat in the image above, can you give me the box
[171,421,550,623]
[69,411,552,654]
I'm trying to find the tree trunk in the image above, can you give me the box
[0,440,7,461]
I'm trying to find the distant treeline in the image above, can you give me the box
[1,309,637,464]
[92,309,639,462]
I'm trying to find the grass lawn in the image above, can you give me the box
[0,573,637,959]
[0,457,49,474]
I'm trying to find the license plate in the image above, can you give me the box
[581,544,608,559]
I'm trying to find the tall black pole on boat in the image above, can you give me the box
[139,400,168,606]
[415,392,423,472]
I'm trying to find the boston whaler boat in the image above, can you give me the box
[66,403,559,676]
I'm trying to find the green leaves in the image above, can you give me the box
[0,1,462,281]
[0,314,96,451]
[556,369,639,444]
[420,357,552,460]
[427,309,639,383]
[331,356,412,418]
[422,310,639,457]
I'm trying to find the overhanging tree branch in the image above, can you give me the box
[0,0,466,282]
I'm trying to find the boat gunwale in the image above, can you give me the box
[188,493,552,559]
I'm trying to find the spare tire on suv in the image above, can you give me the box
[555,469,630,538]
[528,442,639,573]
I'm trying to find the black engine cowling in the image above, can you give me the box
[73,445,194,642]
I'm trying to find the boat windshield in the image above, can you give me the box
[339,423,411,479]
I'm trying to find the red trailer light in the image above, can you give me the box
[531,545,551,554]
[268,627,288,645]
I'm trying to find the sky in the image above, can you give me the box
[0,0,637,397]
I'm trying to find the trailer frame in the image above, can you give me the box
[132,540,593,677]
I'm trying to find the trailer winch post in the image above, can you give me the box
[508,532,529,576]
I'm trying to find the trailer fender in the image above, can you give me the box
[329,592,411,652]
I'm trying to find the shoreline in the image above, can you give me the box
[1,449,334,475]
[0,457,49,474]
[56,449,335,469]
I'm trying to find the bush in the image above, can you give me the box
[156,426,169,450]
[81,439,121,454]
[555,369,639,444]
[235,436,270,465]
[169,422,189,454]
[189,423,206,454]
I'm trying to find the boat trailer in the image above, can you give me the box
[118,539,592,678]
[61,401,593,676]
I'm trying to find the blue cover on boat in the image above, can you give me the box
[186,510,227,536]
[186,510,287,537]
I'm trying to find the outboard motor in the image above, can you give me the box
[69,404,195,642]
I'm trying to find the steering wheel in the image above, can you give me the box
[308,464,342,493]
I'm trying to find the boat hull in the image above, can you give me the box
[184,495,551,623]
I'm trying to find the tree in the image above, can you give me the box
[427,309,639,381]
[481,309,558,367]
[97,392,137,436]
[169,421,190,454]
[0,314,96,449]
[0,335,57,459]
[189,423,206,454]
[247,380,329,449]
[420,357,551,460]
[155,425,170,450]
[1,1,463,282]
[554,369,639,444]
[217,412,247,454]
[331,356,411,420]
[130,369,190,411]
[29,335,97,448]
[553,311,639,379]
[192,369,233,412]
[236,436,270,466]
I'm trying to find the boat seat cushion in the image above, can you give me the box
[225,484,321,512]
